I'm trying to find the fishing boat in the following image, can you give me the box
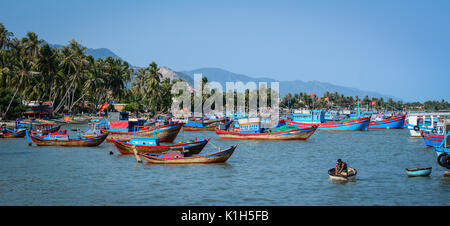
[28,133,108,147]
[101,122,183,143]
[182,117,230,131]
[1,128,26,138]
[405,113,450,137]
[328,167,358,180]
[282,116,370,131]
[421,132,444,147]
[80,120,109,138]
[31,123,61,136]
[368,114,406,129]
[216,117,317,140]
[111,137,210,155]
[434,120,450,169]
[405,167,432,177]
[139,144,238,164]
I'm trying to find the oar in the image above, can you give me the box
[132,145,142,163]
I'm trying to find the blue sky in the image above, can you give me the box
[1,0,449,102]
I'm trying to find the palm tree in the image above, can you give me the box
[21,32,43,59]
[0,23,14,50]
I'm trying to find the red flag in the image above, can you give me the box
[371,101,376,105]
[310,93,315,97]
[421,105,425,109]
[324,97,329,102]
[97,102,109,115]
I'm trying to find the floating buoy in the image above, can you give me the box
[109,151,114,155]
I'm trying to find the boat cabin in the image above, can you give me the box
[238,117,261,133]
[289,110,325,123]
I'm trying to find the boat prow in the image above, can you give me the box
[328,167,357,180]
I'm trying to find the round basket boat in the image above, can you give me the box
[405,167,432,177]
[328,167,357,180]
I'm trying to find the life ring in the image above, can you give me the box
[437,153,447,167]
[444,155,450,170]
[413,126,420,131]
[431,128,437,134]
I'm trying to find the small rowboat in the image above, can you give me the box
[405,167,432,177]
[29,133,108,147]
[111,137,210,155]
[328,167,357,180]
[139,144,238,164]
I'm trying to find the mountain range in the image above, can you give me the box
[53,44,401,101]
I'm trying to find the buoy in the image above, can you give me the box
[109,151,114,155]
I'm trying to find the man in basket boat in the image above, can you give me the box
[335,159,348,177]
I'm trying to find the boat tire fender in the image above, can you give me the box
[444,155,450,169]
[437,153,447,167]
[413,126,420,131]
[431,129,437,134]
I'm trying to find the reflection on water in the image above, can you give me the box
[0,124,449,206]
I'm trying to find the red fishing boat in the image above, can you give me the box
[101,122,183,143]
[1,129,26,138]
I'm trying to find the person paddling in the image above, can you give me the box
[335,159,348,177]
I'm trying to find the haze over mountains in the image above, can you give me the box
[61,45,401,101]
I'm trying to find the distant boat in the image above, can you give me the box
[31,123,61,136]
[405,167,432,177]
[328,167,357,180]
[139,144,238,164]
[368,114,406,129]
[28,133,108,147]
[182,117,230,131]
[1,129,26,138]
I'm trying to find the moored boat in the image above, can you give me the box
[283,117,370,131]
[328,167,357,180]
[101,122,183,143]
[31,123,61,136]
[405,167,432,177]
[28,133,108,147]
[139,144,238,164]
[216,126,317,140]
[0,128,26,138]
[368,114,406,129]
[111,137,210,155]
[421,132,444,147]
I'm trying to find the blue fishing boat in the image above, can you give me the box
[281,110,370,131]
[422,131,444,147]
[434,120,450,169]
[368,114,406,129]
[405,167,432,177]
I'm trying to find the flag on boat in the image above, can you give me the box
[310,93,315,97]
[371,100,376,105]
[324,97,329,102]
[97,101,109,115]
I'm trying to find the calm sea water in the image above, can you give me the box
[0,124,449,206]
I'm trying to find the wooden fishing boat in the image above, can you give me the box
[139,144,238,164]
[29,133,108,147]
[405,167,432,177]
[111,137,210,155]
[31,123,61,136]
[1,129,26,138]
[368,114,406,129]
[421,132,444,147]
[328,167,357,180]
[183,124,217,131]
[283,117,370,131]
[101,122,183,143]
[216,126,317,140]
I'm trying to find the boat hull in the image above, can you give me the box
[183,125,217,131]
[422,133,444,147]
[284,117,370,131]
[368,115,406,129]
[216,126,317,140]
[111,138,210,155]
[406,167,432,177]
[140,145,237,164]
[29,133,108,147]
[1,129,26,138]
[101,123,183,143]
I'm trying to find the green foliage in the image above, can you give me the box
[0,89,25,119]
